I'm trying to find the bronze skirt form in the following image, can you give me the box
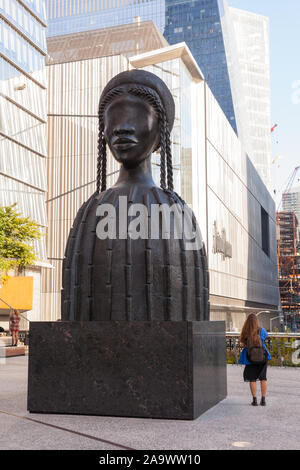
[61,185,209,322]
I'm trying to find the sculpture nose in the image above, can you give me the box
[113,125,135,136]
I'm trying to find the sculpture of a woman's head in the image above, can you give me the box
[97,70,175,194]
[104,90,160,169]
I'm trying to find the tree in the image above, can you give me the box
[0,203,42,282]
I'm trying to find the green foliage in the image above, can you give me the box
[226,351,236,364]
[0,203,42,280]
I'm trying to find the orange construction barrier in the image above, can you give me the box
[0,276,33,311]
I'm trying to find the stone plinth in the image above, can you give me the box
[27,321,227,420]
[3,346,26,357]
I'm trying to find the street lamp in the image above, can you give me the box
[270,315,282,332]
[256,310,270,317]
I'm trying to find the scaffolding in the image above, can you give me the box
[277,211,300,327]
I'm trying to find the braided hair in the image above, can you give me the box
[97,85,176,199]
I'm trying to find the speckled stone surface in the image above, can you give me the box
[27,321,226,420]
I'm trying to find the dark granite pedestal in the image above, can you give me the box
[27,321,227,420]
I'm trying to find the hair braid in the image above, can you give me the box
[128,86,169,190]
[159,119,167,190]
[96,121,104,194]
[100,142,107,192]
[165,123,173,192]
[97,87,124,193]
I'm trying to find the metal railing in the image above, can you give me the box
[226,332,300,367]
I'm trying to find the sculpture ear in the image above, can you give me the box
[153,134,161,152]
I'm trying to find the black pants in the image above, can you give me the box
[243,362,267,382]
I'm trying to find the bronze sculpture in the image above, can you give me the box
[28,70,227,420]
[61,69,209,321]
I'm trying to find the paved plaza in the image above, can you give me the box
[0,356,299,450]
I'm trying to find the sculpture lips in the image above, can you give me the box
[112,136,138,150]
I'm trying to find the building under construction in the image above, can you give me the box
[276,211,300,328]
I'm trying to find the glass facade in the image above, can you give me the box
[0,0,48,324]
[0,19,45,76]
[0,0,47,51]
[164,0,236,132]
[46,0,165,37]
[21,0,47,24]
[228,6,271,189]
[46,20,168,65]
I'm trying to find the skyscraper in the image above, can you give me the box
[0,0,48,322]
[164,0,237,132]
[164,2,272,188]
[229,6,271,189]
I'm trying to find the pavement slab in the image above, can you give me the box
[0,356,299,450]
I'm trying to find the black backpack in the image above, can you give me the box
[246,328,267,364]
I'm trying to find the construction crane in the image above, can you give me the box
[277,166,300,211]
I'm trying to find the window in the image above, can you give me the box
[3,25,8,48]
[16,36,21,62]
[24,12,28,31]
[17,6,23,26]
[261,206,269,256]
[10,29,15,51]
[11,3,17,21]
[28,47,33,70]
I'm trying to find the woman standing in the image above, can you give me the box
[238,313,271,406]
[9,309,20,346]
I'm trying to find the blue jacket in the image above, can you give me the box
[238,327,271,365]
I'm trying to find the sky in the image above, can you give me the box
[228,0,300,203]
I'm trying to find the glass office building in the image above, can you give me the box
[164,0,236,132]
[164,2,272,188]
[229,6,271,189]
[0,0,48,324]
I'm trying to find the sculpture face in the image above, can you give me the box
[104,93,160,169]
